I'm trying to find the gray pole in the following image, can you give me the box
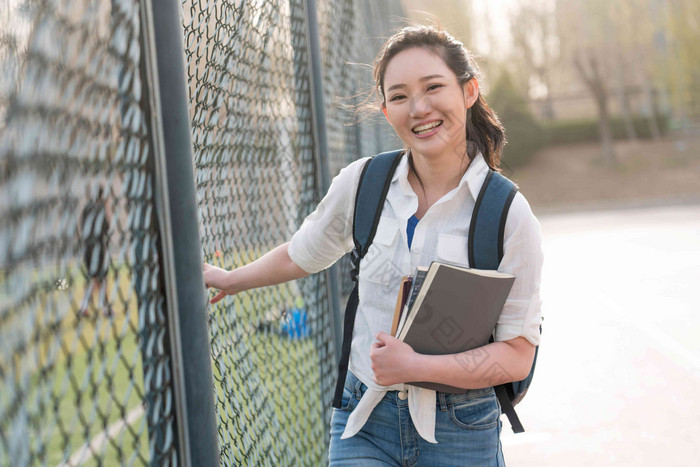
[142,1,219,465]
[302,0,344,365]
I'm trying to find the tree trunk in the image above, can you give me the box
[542,73,556,120]
[596,94,616,163]
[616,74,637,141]
[642,80,662,140]
[574,54,617,164]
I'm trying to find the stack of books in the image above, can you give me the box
[390,261,515,392]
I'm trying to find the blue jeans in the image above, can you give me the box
[329,372,505,466]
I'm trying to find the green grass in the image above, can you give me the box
[210,332,325,466]
[208,285,327,466]
[3,262,327,466]
[40,329,150,466]
[3,262,151,466]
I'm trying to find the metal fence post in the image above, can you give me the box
[141,1,219,464]
[302,0,344,365]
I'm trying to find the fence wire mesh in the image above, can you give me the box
[184,0,328,464]
[319,0,403,176]
[185,0,400,464]
[2,0,402,464]
[0,1,177,465]
[316,0,403,298]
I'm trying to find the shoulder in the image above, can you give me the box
[330,156,372,190]
[509,190,535,219]
[504,190,542,243]
[345,156,373,175]
[326,152,404,203]
[312,157,373,219]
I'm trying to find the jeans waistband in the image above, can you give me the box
[347,371,494,410]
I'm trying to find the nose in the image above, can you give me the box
[409,94,431,118]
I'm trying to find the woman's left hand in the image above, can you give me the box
[370,332,419,386]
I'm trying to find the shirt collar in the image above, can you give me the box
[463,152,490,201]
[393,148,490,202]
[394,152,412,195]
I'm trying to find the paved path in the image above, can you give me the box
[501,203,700,466]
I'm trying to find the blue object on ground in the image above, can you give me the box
[281,307,309,339]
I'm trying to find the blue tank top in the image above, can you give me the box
[406,214,419,250]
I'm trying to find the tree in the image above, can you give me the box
[655,0,700,129]
[488,71,544,167]
[608,0,666,141]
[509,0,558,120]
[556,0,617,163]
[572,53,615,162]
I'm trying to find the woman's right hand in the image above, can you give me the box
[202,243,309,304]
[203,263,238,304]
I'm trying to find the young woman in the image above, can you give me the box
[204,25,543,466]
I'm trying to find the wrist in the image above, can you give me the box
[226,268,243,294]
[409,351,430,382]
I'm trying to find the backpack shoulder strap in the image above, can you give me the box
[470,170,525,433]
[353,149,405,257]
[468,170,518,270]
[332,149,403,409]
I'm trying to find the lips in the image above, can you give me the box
[412,120,443,135]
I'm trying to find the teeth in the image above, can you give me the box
[413,121,442,133]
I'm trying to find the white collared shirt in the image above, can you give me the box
[288,152,543,442]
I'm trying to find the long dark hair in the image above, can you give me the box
[373,25,506,171]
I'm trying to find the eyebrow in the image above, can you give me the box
[386,74,445,93]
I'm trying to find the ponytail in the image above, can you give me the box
[467,94,506,171]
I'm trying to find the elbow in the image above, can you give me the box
[507,356,534,383]
[504,337,536,382]
[282,242,313,279]
[515,346,536,381]
[512,358,534,382]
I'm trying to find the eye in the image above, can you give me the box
[389,94,406,102]
[427,84,443,92]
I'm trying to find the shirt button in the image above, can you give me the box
[398,390,408,400]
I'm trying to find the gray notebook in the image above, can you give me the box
[396,261,515,393]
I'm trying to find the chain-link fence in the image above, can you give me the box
[0,0,177,465]
[185,0,400,463]
[316,0,403,298]
[2,0,401,464]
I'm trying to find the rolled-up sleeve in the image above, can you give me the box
[495,193,544,346]
[288,157,369,274]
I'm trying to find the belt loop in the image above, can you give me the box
[438,392,448,412]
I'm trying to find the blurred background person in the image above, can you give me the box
[79,185,112,317]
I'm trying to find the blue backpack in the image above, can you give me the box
[331,149,539,433]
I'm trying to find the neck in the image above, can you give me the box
[409,144,471,194]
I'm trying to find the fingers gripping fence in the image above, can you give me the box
[1,0,401,465]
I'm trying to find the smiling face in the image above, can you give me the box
[382,47,478,163]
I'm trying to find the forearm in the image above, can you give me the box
[231,242,309,293]
[410,337,535,389]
